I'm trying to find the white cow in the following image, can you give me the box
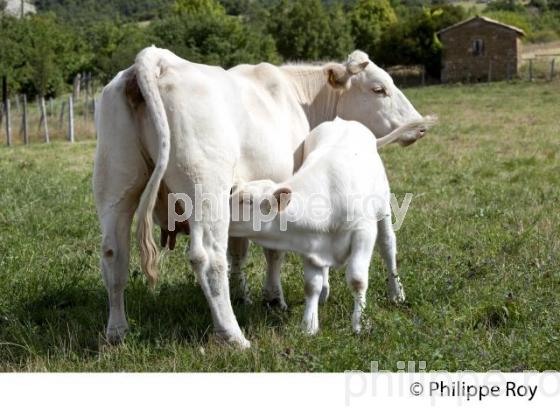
[93,47,427,348]
[229,118,430,334]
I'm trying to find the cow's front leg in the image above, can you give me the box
[228,237,252,304]
[262,248,287,310]
[99,207,135,344]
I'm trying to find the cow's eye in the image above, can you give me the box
[372,86,387,96]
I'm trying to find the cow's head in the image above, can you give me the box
[333,50,428,146]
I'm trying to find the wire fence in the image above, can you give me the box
[1,57,557,147]
[388,56,557,88]
[1,73,98,147]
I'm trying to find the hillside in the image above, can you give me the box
[33,0,174,22]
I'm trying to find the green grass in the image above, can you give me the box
[1,80,559,372]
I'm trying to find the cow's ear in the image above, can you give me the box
[325,63,351,90]
[273,187,292,212]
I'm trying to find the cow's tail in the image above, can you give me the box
[135,47,171,287]
[376,115,437,148]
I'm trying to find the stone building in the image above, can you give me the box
[438,16,525,83]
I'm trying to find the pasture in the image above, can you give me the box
[0,80,559,372]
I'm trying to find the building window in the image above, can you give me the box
[472,39,485,56]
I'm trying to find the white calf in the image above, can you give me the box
[229,118,429,333]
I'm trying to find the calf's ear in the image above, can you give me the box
[346,50,370,75]
[347,60,369,75]
[273,187,292,212]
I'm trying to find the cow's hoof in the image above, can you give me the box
[106,325,128,345]
[390,288,406,304]
[216,331,251,349]
[233,293,253,306]
[263,297,288,311]
[319,286,330,304]
[230,282,252,304]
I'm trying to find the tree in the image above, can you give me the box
[172,0,225,15]
[85,20,151,83]
[268,0,353,61]
[0,13,89,97]
[349,0,396,57]
[548,0,560,10]
[22,14,90,97]
[486,0,526,12]
[376,5,466,78]
[151,0,279,67]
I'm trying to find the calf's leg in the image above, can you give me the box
[301,258,323,334]
[377,216,405,303]
[319,266,330,304]
[346,230,375,333]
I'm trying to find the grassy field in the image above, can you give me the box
[0,79,559,372]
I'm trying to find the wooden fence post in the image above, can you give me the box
[22,94,29,145]
[40,96,49,143]
[84,77,90,124]
[550,59,556,81]
[92,98,97,139]
[59,100,66,130]
[2,76,11,147]
[528,59,533,82]
[487,61,492,83]
[68,95,74,142]
[73,74,81,101]
[5,99,11,147]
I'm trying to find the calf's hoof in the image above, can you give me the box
[301,320,319,336]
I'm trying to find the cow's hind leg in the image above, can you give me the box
[228,237,252,304]
[377,215,405,304]
[166,172,249,348]
[262,249,287,310]
[99,203,136,343]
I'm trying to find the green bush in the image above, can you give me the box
[150,3,279,68]
[267,0,353,62]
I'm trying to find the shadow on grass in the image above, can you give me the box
[1,277,290,367]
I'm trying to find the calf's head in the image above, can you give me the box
[229,180,292,236]
[335,50,428,146]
